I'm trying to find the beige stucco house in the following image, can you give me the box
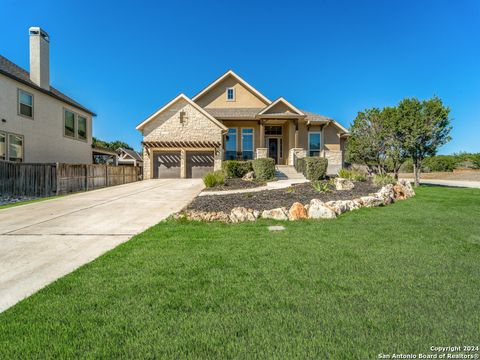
[0,27,95,164]
[136,70,349,179]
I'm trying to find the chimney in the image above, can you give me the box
[29,27,50,90]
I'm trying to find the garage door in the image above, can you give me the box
[153,151,181,178]
[186,151,214,178]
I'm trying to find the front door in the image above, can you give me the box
[267,138,278,164]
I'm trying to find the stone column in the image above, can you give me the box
[180,149,186,179]
[256,148,268,159]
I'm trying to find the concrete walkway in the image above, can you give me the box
[0,179,203,313]
[402,178,480,188]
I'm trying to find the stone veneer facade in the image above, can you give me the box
[142,98,224,179]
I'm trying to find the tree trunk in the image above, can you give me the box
[413,161,420,187]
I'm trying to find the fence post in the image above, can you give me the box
[55,163,60,196]
[85,164,88,191]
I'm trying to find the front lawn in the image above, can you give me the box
[0,186,479,358]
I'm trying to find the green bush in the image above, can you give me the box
[252,158,276,181]
[338,168,366,182]
[222,160,253,178]
[294,157,306,174]
[470,154,480,169]
[373,173,396,187]
[423,156,457,172]
[203,171,225,188]
[303,157,328,181]
[399,159,413,173]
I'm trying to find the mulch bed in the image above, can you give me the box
[187,180,381,213]
[202,178,266,192]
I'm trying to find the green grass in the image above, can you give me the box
[1,186,479,358]
[0,196,60,210]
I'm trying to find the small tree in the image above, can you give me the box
[382,106,408,179]
[346,108,388,174]
[397,97,452,186]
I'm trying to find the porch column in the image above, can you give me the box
[294,119,299,148]
[259,120,265,148]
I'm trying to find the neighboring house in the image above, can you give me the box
[0,27,95,164]
[117,147,143,167]
[136,70,349,179]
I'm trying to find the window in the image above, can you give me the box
[77,115,87,141]
[308,132,321,157]
[226,87,235,101]
[265,126,282,135]
[8,134,24,162]
[225,128,237,160]
[64,110,76,138]
[0,132,5,160]
[18,89,33,118]
[241,128,254,160]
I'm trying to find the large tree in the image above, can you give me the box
[346,107,407,176]
[397,97,452,186]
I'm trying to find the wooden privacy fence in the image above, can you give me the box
[0,161,141,197]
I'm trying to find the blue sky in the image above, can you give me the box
[1,0,479,153]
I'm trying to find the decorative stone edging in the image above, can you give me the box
[176,180,415,223]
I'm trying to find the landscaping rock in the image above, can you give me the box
[261,207,289,221]
[242,171,255,182]
[334,178,355,191]
[288,202,308,220]
[230,207,259,223]
[375,184,396,205]
[358,196,384,208]
[394,180,415,199]
[325,200,358,215]
[308,199,337,219]
[180,210,230,222]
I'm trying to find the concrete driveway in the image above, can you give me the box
[0,179,203,312]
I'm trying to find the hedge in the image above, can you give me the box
[252,158,276,181]
[303,157,328,180]
[222,160,253,178]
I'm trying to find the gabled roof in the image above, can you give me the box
[257,97,305,116]
[192,70,271,104]
[136,93,228,131]
[117,147,143,161]
[0,55,96,116]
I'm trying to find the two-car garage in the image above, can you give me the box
[152,150,215,179]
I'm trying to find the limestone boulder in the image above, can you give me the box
[288,202,308,220]
[358,196,384,208]
[394,180,415,200]
[375,184,396,205]
[242,171,255,181]
[261,207,289,221]
[230,207,259,223]
[325,200,358,215]
[334,178,355,191]
[308,199,337,219]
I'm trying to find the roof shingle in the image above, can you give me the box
[0,55,95,115]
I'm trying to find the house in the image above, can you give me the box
[117,147,143,168]
[136,70,349,179]
[0,27,95,163]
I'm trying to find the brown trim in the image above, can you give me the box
[142,140,221,149]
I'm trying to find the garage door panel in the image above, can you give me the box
[187,152,214,178]
[153,152,181,179]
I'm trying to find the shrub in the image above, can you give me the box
[399,159,413,173]
[294,157,306,174]
[203,171,225,188]
[338,168,366,182]
[303,157,328,181]
[222,160,253,178]
[252,158,276,181]
[311,181,330,193]
[422,156,457,172]
[373,173,396,187]
[470,154,480,169]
